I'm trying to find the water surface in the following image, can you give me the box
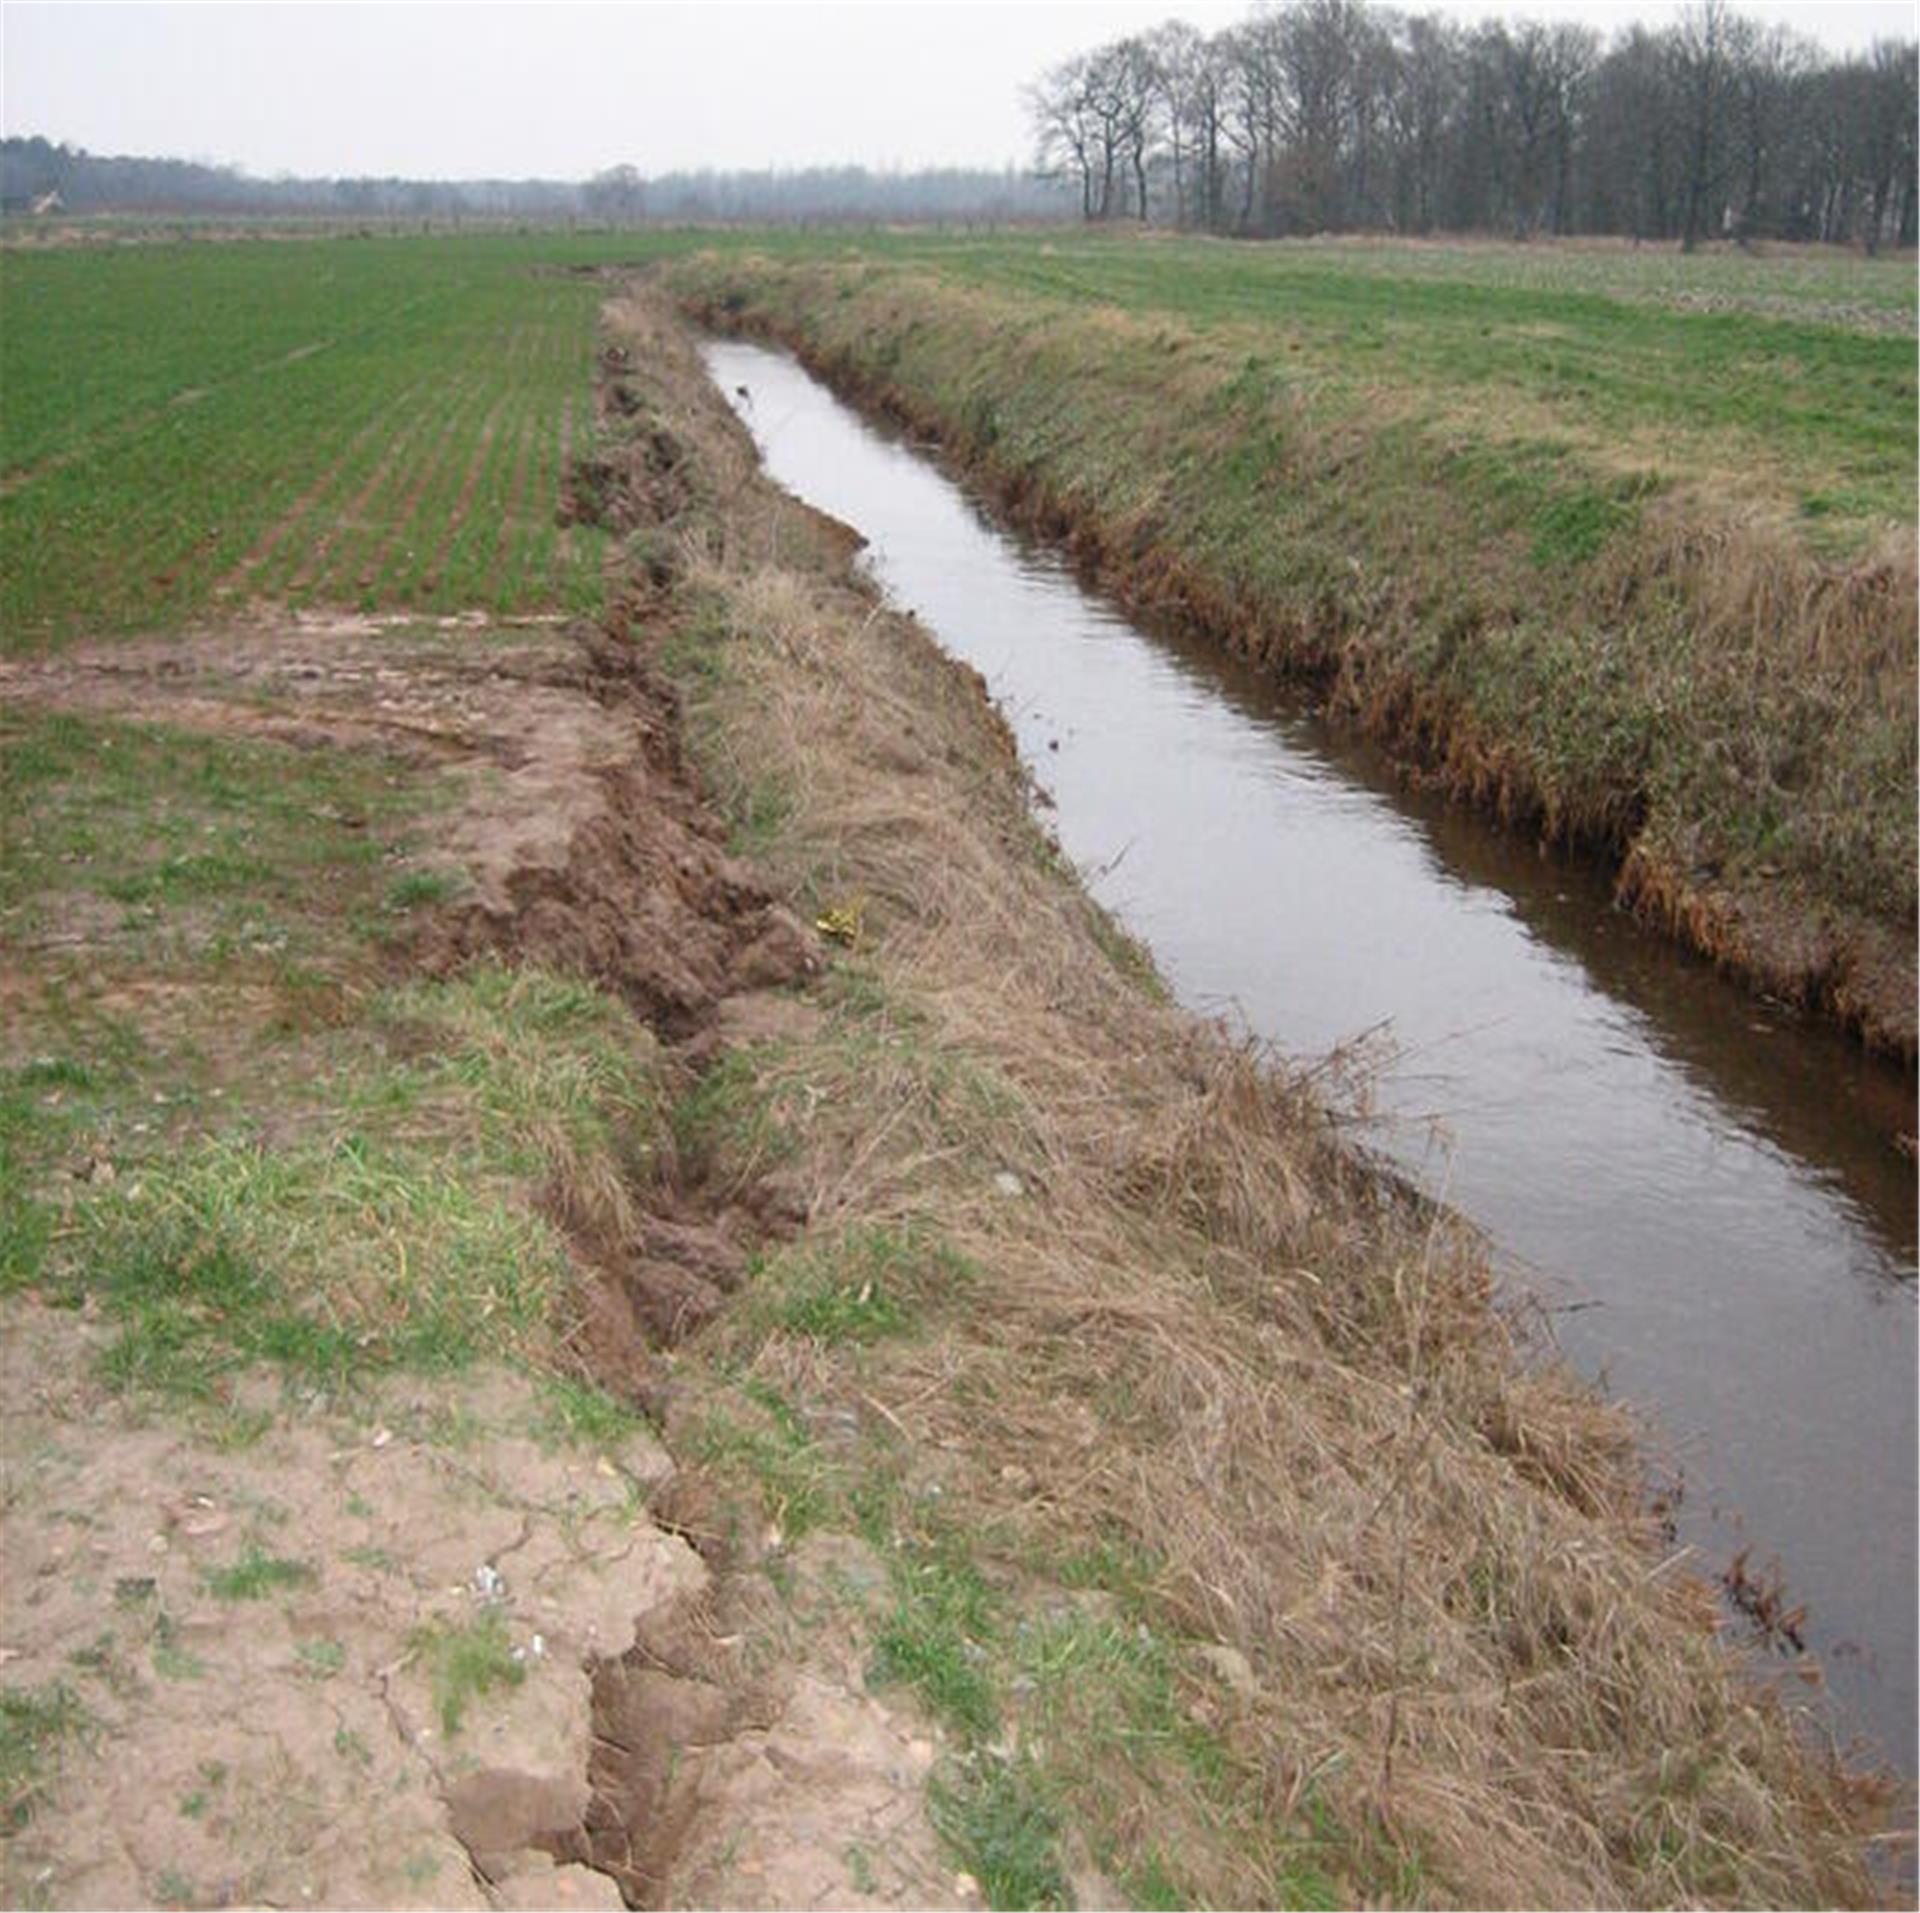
[705,338,1918,1773]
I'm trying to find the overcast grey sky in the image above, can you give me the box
[3,2,1912,179]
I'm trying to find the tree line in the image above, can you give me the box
[1027,0,1918,249]
[0,137,582,220]
[0,138,1071,226]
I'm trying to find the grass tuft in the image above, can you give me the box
[536,1373,646,1450]
[411,1612,525,1737]
[0,1684,92,1833]
[757,1220,971,1347]
[929,1755,1071,1911]
[867,1529,1000,1741]
[203,1547,317,1601]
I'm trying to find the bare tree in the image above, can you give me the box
[1113,36,1166,220]
[1725,23,1808,241]
[1022,0,1915,248]
[583,164,646,225]
[1219,15,1283,232]
[1147,21,1213,227]
[1277,0,1371,232]
[1672,0,1738,250]
[1859,39,1919,252]
[1382,14,1462,235]
[1028,56,1101,220]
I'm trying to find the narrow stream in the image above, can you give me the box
[704,339,1919,1775]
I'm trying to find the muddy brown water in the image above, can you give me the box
[704,339,1919,1777]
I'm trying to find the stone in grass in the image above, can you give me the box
[1196,1643,1258,1702]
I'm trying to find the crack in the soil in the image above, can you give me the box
[423,293,837,1913]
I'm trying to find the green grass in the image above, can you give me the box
[411,1611,524,1736]
[0,232,661,641]
[54,1129,562,1401]
[929,1756,1072,1911]
[689,1386,837,1540]
[802,228,1920,332]
[753,1220,972,1347]
[670,1044,800,1183]
[295,1638,346,1679]
[203,1547,317,1601]
[867,1532,1001,1741]
[140,1605,207,1683]
[17,964,666,1409]
[383,869,463,913]
[757,231,1915,541]
[0,706,430,968]
[0,1684,92,1832]
[535,1373,648,1451]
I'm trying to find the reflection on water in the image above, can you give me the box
[705,339,1918,1775]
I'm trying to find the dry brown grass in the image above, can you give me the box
[601,287,1890,1907]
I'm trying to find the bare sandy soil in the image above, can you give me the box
[1,607,968,1910]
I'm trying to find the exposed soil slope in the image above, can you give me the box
[0,610,964,1910]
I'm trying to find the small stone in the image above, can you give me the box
[955,1872,981,1902]
[1197,1643,1258,1701]
[991,1171,1023,1198]
[148,1533,169,1556]
[369,1427,392,1449]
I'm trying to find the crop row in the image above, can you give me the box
[1,237,611,644]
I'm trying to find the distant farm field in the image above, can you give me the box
[4,226,1910,654]
[0,235,648,645]
[745,229,1918,556]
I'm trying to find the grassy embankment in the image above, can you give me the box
[670,235,1918,1056]
[570,289,1887,1905]
[0,232,1893,1906]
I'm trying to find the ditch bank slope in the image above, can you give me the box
[563,288,1892,1902]
[0,282,1889,1910]
[670,255,1917,1064]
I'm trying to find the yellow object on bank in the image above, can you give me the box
[815,898,864,946]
